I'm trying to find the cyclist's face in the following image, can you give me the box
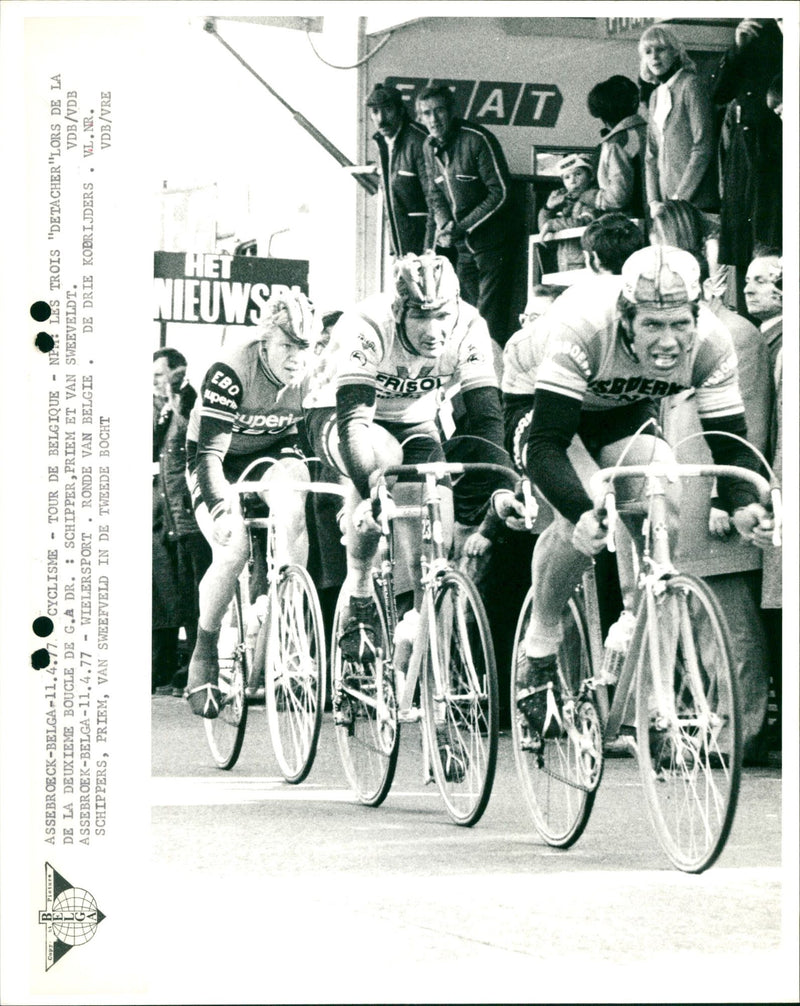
[404,305,457,356]
[629,304,696,373]
[265,334,311,386]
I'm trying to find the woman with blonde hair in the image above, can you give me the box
[639,24,718,220]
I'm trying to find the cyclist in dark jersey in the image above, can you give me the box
[184,291,317,718]
[494,245,774,743]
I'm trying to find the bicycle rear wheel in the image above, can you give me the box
[204,584,248,770]
[331,587,399,806]
[636,573,741,873]
[421,570,498,826]
[511,586,603,847]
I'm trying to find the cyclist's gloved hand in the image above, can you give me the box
[572,509,608,557]
[352,497,382,535]
[732,502,774,549]
[212,506,242,547]
[491,489,529,532]
[708,506,732,538]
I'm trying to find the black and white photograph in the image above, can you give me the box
[2,3,798,1002]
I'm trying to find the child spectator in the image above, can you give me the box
[537,153,600,270]
[586,75,647,218]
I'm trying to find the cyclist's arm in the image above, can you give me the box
[192,361,244,518]
[336,382,379,500]
[700,411,760,512]
[525,388,591,525]
[460,385,507,454]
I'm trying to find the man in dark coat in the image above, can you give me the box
[367,82,430,258]
[712,17,783,313]
[417,83,519,348]
[152,348,211,694]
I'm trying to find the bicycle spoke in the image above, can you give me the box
[266,567,324,784]
[637,575,741,873]
[511,588,602,847]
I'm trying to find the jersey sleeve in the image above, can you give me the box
[335,312,386,391]
[692,317,747,422]
[532,320,596,403]
[454,315,498,392]
[194,360,243,516]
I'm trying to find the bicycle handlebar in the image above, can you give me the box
[589,463,780,550]
[380,461,519,481]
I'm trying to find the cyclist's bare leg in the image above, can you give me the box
[194,502,249,633]
[257,455,310,568]
[188,502,249,715]
[341,428,403,599]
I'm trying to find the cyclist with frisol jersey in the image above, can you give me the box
[303,252,525,671]
[494,245,774,745]
[184,291,317,718]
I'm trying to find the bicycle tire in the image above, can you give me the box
[265,565,326,784]
[635,573,742,873]
[511,586,603,847]
[421,569,498,826]
[331,586,399,806]
[204,584,248,770]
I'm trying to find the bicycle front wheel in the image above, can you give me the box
[204,584,248,770]
[511,586,603,847]
[636,573,741,873]
[331,587,399,806]
[421,570,498,826]
[265,565,325,784]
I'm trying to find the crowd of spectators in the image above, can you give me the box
[154,17,784,761]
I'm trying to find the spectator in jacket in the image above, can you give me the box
[639,24,718,220]
[152,348,212,696]
[712,19,783,314]
[367,82,430,257]
[586,75,647,219]
[417,83,518,348]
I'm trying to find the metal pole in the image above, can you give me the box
[203,18,378,196]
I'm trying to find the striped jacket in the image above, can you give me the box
[422,118,514,254]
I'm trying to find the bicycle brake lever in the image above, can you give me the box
[520,478,537,531]
[604,492,617,553]
[770,487,782,547]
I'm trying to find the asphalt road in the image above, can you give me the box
[150,695,794,1004]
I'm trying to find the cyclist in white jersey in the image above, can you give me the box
[304,252,524,665]
[185,292,317,718]
[494,245,774,743]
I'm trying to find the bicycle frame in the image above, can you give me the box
[581,462,776,743]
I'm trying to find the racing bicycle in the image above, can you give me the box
[331,451,535,826]
[511,455,781,872]
[205,456,345,782]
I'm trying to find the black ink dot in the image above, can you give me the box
[31,649,51,669]
[33,616,54,637]
[35,332,55,353]
[30,301,51,322]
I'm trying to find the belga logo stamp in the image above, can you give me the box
[38,862,105,970]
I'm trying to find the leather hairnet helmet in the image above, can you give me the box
[621,245,702,306]
[392,252,460,322]
[262,290,317,348]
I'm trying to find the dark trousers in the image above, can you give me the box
[452,240,513,347]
